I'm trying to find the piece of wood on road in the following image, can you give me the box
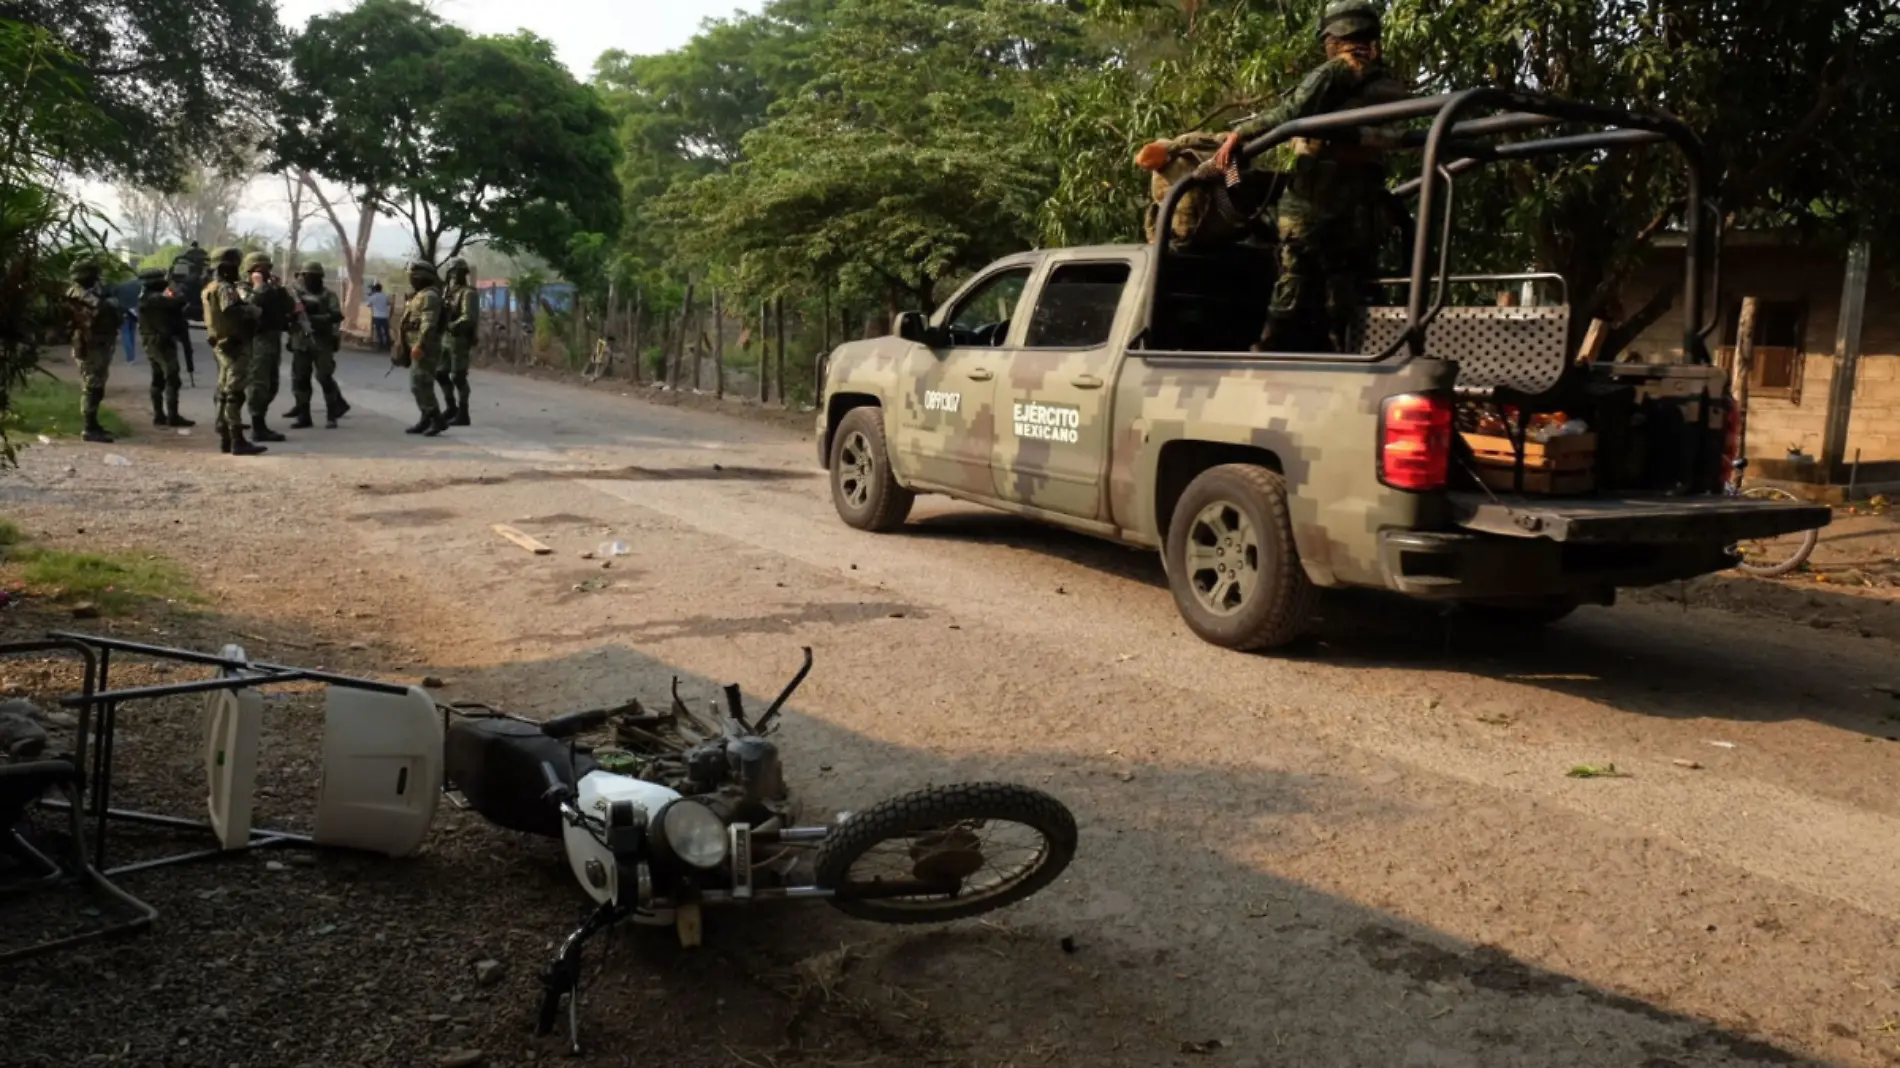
[492,524,552,555]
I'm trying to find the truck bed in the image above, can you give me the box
[1449,493,1831,543]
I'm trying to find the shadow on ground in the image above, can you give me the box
[0,605,1848,1068]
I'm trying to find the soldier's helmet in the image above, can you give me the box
[406,259,438,279]
[240,250,272,275]
[210,246,243,270]
[68,258,99,280]
[1317,0,1381,39]
[299,261,325,278]
[138,267,168,285]
[445,257,470,275]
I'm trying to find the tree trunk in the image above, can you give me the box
[691,296,704,391]
[630,289,644,385]
[774,294,786,407]
[570,293,585,369]
[819,281,831,397]
[758,300,770,403]
[1733,296,1758,468]
[671,283,695,390]
[713,289,725,399]
[302,175,379,331]
[502,289,514,364]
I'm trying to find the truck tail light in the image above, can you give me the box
[1378,393,1453,492]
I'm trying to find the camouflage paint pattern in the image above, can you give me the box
[290,285,345,412]
[138,278,187,406]
[816,244,1452,587]
[65,280,121,393]
[398,283,446,417]
[202,276,259,434]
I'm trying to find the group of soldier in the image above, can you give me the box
[62,249,481,456]
[1137,0,1404,354]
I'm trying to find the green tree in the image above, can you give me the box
[670,0,1101,313]
[274,0,621,279]
[0,22,113,466]
[1,0,287,186]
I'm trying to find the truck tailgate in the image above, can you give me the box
[1448,493,1831,543]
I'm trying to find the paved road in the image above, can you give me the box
[92,348,1900,1065]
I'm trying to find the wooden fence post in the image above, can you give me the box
[1733,296,1758,471]
[774,293,786,407]
[672,282,695,390]
[757,299,769,403]
[713,289,725,399]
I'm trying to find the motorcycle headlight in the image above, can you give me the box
[657,800,729,870]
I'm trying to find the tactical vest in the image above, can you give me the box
[202,280,254,345]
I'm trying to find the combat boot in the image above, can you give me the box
[249,416,287,443]
[151,391,167,427]
[453,375,472,425]
[228,426,267,456]
[81,388,114,443]
[404,414,433,434]
[218,429,232,454]
[422,412,447,437]
[323,410,339,430]
[165,395,195,428]
[289,401,314,430]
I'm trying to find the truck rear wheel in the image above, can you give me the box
[830,406,914,532]
[1164,464,1317,651]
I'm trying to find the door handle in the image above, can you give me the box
[966,368,994,381]
[1071,374,1104,389]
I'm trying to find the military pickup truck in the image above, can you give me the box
[814,88,1832,651]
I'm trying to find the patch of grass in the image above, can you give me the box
[0,530,197,615]
[4,373,131,439]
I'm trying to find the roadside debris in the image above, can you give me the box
[1707,740,1738,749]
[473,959,503,987]
[103,454,131,467]
[491,524,552,555]
[1672,759,1703,770]
[1566,763,1627,779]
[597,540,631,556]
[1180,1039,1225,1054]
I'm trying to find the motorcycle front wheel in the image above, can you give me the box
[814,782,1077,924]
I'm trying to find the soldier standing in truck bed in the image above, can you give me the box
[1211,0,1409,354]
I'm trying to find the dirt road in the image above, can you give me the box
[4,348,1899,1067]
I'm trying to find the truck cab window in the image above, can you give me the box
[944,267,1031,347]
[1024,262,1131,349]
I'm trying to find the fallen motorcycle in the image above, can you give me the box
[441,647,1078,1052]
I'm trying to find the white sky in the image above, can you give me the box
[83,0,763,258]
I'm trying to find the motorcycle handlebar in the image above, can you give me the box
[539,761,571,803]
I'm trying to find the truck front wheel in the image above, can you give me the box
[829,406,915,532]
[1164,464,1317,651]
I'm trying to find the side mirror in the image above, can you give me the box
[895,310,929,343]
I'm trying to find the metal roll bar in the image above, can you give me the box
[1144,87,1710,364]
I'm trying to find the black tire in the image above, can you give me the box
[829,406,914,532]
[814,782,1077,925]
[1458,594,1581,628]
[1163,464,1317,650]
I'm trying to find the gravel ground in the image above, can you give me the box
[2,343,1898,1067]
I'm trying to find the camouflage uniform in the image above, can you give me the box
[1229,0,1407,352]
[285,262,349,429]
[238,251,293,441]
[394,260,448,436]
[438,257,477,425]
[136,268,195,427]
[201,247,267,455]
[64,260,121,443]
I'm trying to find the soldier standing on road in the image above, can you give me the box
[284,261,350,429]
[63,258,121,444]
[1211,0,1408,353]
[394,259,448,437]
[136,268,195,428]
[438,256,477,426]
[238,251,294,442]
[201,247,267,456]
